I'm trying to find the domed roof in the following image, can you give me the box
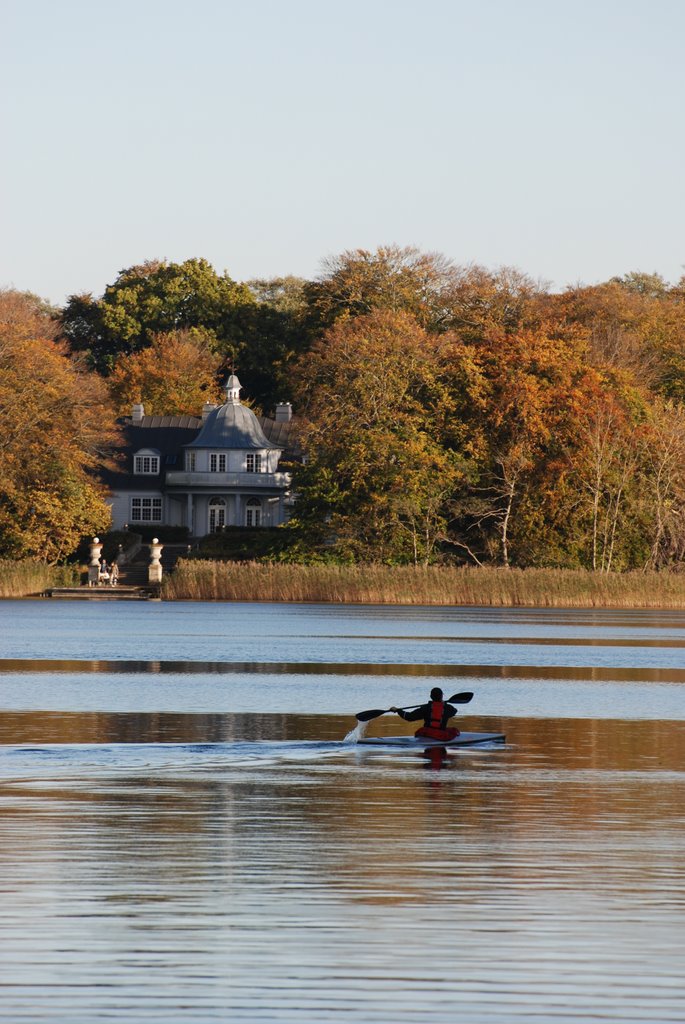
[186,374,280,450]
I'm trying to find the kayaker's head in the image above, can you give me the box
[430,687,443,701]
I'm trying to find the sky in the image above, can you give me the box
[1,0,684,304]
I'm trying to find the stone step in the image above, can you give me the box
[47,586,158,600]
[116,566,150,585]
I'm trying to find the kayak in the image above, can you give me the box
[357,731,505,748]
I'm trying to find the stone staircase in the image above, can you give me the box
[115,562,150,587]
[112,542,188,588]
[46,539,189,599]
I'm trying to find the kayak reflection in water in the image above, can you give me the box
[422,745,449,770]
[390,687,460,742]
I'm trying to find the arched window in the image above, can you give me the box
[208,497,226,533]
[133,449,160,475]
[245,498,262,527]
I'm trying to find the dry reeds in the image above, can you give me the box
[0,560,78,598]
[161,560,685,608]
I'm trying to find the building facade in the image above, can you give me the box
[105,375,296,537]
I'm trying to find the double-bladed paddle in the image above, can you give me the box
[355,691,474,722]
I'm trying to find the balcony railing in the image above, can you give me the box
[165,470,291,489]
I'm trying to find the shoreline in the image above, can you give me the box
[159,561,685,609]
[4,559,685,609]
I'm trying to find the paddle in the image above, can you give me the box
[355,691,474,722]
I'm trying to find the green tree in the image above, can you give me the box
[60,258,255,373]
[60,259,311,411]
[238,276,311,411]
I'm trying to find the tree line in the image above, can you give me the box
[2,247,685,569]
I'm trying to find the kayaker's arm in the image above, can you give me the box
[391,704,428,722]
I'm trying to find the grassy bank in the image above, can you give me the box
[0,560,79,598]
[161,560,685,608]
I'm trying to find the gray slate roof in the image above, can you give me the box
[186,402,280,450]
[101,411,299,492]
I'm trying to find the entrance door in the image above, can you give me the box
[208,498,226,533]
[245,498,262,527]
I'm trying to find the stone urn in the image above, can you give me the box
[88,537,103,587]
[148,538,164,584]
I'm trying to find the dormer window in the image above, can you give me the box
[133,450,160,475]
[210,453,227,472]
[246,453,262,473]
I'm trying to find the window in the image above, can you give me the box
[246,453,262,473]
[209,498,226,533]
[134,454,160,475]
[185,451,196,471]
[210,452,227,472]
[131,497,162,522]
[245,498,262,527]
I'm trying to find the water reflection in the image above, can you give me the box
[0,601,683,1022]
[0,712,683,1022]
[420,745,449,770]
[1,710,683,771]
[3,656,685,683]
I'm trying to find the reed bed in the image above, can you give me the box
[162,560,685,608]
[0,560,78,598]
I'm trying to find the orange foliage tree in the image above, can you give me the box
[108,329,224,416]
[0,290,118,561]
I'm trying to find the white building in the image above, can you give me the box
[105,375,296,536]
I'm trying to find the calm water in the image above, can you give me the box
[0,600,683,1023]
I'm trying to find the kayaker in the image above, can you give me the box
[390,687,460,741]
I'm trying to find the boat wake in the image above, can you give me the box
[342,720,369,743]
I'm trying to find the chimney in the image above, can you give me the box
[275,402,292,423]
[132,403,145,423]
[202,402,218,421]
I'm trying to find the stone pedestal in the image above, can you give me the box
[148,538,164,584]
[88,537,103,587]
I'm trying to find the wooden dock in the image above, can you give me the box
[45,585,160,600]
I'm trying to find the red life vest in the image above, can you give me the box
[414,700,459,741]
[429,700,445,729]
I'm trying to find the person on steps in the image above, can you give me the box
[390,687,460,741]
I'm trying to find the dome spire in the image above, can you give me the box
[225,373,241,405]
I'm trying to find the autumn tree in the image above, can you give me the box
[107,329,223,416]
[289,310,470,564]
[447,322,593,566]
[305,245,548,342]
[304,245,461,334]
[560,376,651,571]
[635,399,685,569]
[0,290,117,562]
[552,278,685,403]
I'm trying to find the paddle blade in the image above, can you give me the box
[447,691,474,704]
[355,708,388,722]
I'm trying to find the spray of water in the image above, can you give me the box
[343,719,369,744]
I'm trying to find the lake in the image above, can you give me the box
[0,599,683,1023]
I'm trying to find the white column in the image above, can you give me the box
[88,537,103,587]
[186,493,194,534]
[148,538,163,584]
